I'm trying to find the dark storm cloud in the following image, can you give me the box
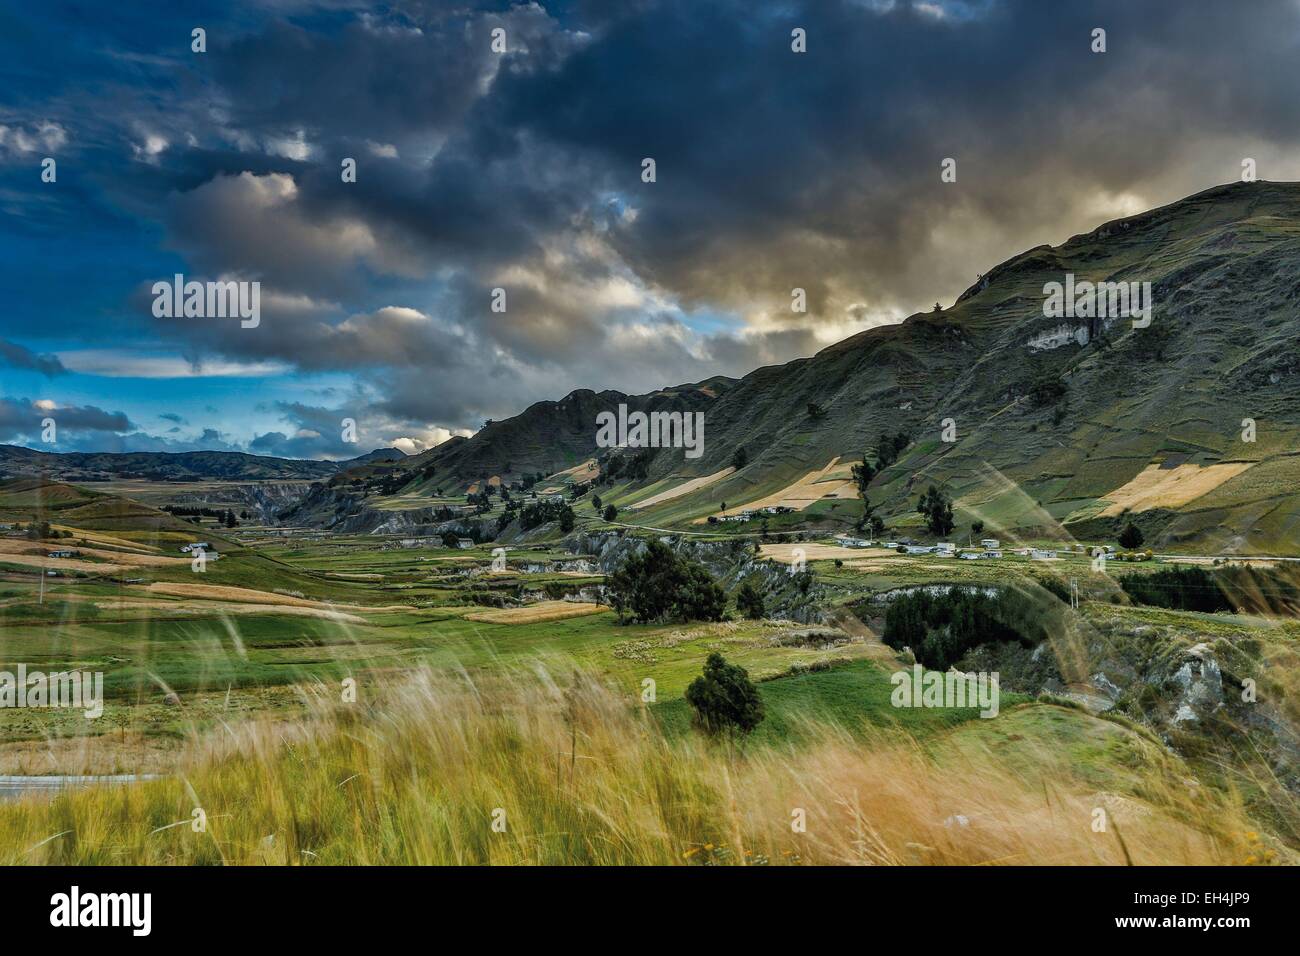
[0,397,131,441]
[0,340,66,377]
[19,0,1300,444]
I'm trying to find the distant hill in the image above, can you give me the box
[0,445,340,482]
[374,181,1300,553]
[347,447,408,464]
[392,378,736,489]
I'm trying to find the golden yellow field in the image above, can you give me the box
[463,601,608,624]
[694,459,856,522]
[1099,462,1253,516]
[630,466,735,509]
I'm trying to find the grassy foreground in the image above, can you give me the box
[0,666,1273,865]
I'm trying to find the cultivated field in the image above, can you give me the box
[0,477,1294,866]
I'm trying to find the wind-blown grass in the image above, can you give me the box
[0,666,1277,865]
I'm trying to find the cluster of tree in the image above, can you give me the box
[598,449,653,484]
[1119,566,1234,613]
[685,653,765,737]
[496,499,520,536]
[518,498,576,533]
[883,587,1045,670]
[439,522,488,547]
[570,481,592,500]
[916,485,954,536]
[17,521,72,540]
[162,505,240,526]
[1027,368,1068,407]
[518,473,545,491]
[736,580,765,619]
[606,539,726,624]
[369,472,408,495]
[466,490,493,514]
[849,432,910,534]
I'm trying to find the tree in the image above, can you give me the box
[971,520,985,535]
[685,653,765,737]
[916,485,955,537]
[731,446,749,470]
[807,402,827,420]
[1028,369,1067,408]
[558,506,576,534]
[606,540,726,624]
[736,580,765,620]
[603,504,618,522]
[1118,521,1145,549]
[851,455,876,495]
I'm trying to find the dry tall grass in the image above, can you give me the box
[0,667,1272,865]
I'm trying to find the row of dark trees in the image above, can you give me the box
[883,586,1045,670]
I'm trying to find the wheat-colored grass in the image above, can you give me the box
[0,668,1277,866]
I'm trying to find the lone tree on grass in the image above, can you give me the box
[1118,522,1145,549]
[685,653,765,738]
[916,485,955,537]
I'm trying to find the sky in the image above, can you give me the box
[3,0,1300,459]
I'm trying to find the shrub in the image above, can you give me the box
[1118,522,1145,549]
[685,653,765,737]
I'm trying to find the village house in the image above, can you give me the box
[936,542,956,556]
[180,542,211,553]
[455,538,475,549]
[980,538,1000,550]
[47,549,78,558]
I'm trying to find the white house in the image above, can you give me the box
[936,543,956,556]
[1030,548,1056,560]
[180,542,211,553]
[959,551,981,561]
[905,545,934,555]
[456,538,475,549]
[980,538,1000,550]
